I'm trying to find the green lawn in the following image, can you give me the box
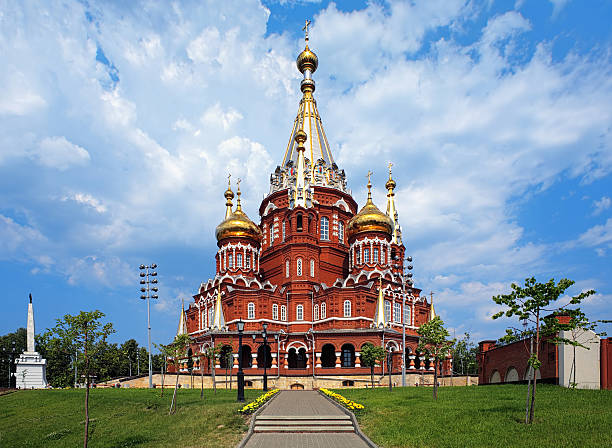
[337,384,612,448]
[0,387,260,448]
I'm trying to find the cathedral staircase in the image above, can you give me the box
[253,414,355,433]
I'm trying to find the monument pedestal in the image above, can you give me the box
[15,351,48,389]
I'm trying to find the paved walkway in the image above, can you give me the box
[242,391,373,448]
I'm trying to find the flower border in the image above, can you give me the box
[320,388,365,411]
[238,388,280,414]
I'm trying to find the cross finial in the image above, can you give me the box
[227,173,231,187]
[237,178,242,190]
[388,162,393,177]
[303,19,311,43]
[366,170,372,184]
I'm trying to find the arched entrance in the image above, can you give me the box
[219,345,233,369]
[321,344,336,368]
[288,347,307,368]
[241,345,252,368]
[341,344,355,368]
[257,345,272,369]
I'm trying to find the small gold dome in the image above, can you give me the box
[215,188,262,242]
[385,177,396,190]
[297,45,318,74]
[347,181,393,239]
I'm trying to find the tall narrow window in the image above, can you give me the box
[373,248,379,263]
[296,258,303,276]
[272,304,278,320]
[403,304,411,325]
[384,300,391,322]
[364,248,370,263]
[208,307,214,326]
[270,226,274,246]
[285,260,289,278]
[394,302,401,323]
[343,300,351,317]
[248,302,255,319]
[356,249,361,265]
[245,252,251,268]
[310,259,315,277]
[201,310,206,329]
[282,221,286,241]
[236,252,243,268]
[281,305,287,321]
[228,253,234,268]
[320,217,329,240]
[297,213,303,232]
[338,221,344,243]
[314,304,319,320]
[296,304,304,321]
[321,302,326,319]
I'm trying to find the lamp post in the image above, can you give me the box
[394,256,413,388]
[252,323,271,391]
[139,264,159,389]
[236,320,245,402]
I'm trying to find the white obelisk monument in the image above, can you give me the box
[15,294,48,389]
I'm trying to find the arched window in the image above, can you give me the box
[341,344,355,368]
[384,300,391,322]
[321,344,336,368]
[356,249,361,265]
[285,260,289,278]
[241,345,252,368]
[228,253,234,268]
[296,304,304,321]
[208,307,214,327]
[403,305,411,325]
[201,310,206,329]
[281,305,287,321]
[248,302,255,319]
[343,300,351,317]
[364,248,370,263]
[236,252,243,268]
[314,304,319,320]
[394,302,401,323]
[296,258,303,276]
[320,217,329,240]
[270,225,274,246]
[297,213,303,232]
[282,221,286,241]
[338,221,344,243]
[245,252,251,268]
[373,248,379,263]
[310,259,315,277]
[321,302,326,319]
[272,304,278,320]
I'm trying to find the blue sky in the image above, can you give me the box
[1,0,611,348]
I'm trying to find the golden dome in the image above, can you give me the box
[297,45,318,74]
[347,178,393,239]
[215,185,262,242]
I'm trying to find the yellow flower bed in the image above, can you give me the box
[320,388,365,411]
[238,389,280,415]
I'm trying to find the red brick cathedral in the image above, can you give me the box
[179,33,439,387]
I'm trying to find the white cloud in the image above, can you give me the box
[65,255,133,287]
[593,196,611,215]
[32,136,91,170]
[201,103,243,131]
[0,69,46,116]
[61,193,107,214]
[577,218,612,248]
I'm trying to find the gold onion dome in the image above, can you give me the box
[348,176,394,239]
[297,45,318,74]
[215,183,262,242]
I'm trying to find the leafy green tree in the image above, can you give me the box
[159,333,191,414]
[48,311,114,448]
[120,339,138,377]
[492,277,597,424]
[0,328,26,388]
[361,343,386,388]
[452,333,478,376]
[202,345,221,395]
[417,316,454,400]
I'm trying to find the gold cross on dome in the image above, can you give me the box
[366,170,373,184]
[303,19,311,42]
[227,173,231,186]
[388,162,393,175]
[237,178,241,189]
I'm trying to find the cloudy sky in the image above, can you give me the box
[2,0,611,348]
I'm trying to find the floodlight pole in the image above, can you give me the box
[395,256,413,388]
[140,264,159,389]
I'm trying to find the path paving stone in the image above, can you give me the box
[241,390,373,448]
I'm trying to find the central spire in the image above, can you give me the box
[270,21,347,197]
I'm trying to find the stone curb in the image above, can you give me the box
[316,390,379,448]
[236,390,281,448]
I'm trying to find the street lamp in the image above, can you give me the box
[252,322,270,391]
[394,255,413,388]
[236,320,245,402]
[139,263,159,388]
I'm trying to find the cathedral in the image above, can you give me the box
[177,30,440,388]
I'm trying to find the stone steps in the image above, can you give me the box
[253,415,355,433]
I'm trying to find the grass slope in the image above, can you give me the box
[0,387,260,448]
[338,384,612,448]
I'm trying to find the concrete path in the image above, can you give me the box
[241,391,373,448]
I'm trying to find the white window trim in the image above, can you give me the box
[296,304,304,321]
[343,300,351,317]
[248,302,255,320]
[272,304,278,320]
[281,305,287,321]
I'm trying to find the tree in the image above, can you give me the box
[417,316,454,400]
[452,333,478,376]
[202,345,221,395]
[48,311,114,448]
[492,277,597,424]
[187,347,194,389]
[0,328,27,388]
[360,343,386,388]
[159,333,191,414]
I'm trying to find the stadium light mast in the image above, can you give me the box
[139,263,159,389]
